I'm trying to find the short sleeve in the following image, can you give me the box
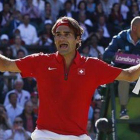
[93,58,122,85]
[15,54,40,78]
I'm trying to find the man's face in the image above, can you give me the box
[54,25,79,56]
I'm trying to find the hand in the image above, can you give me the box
[117,49,123,53]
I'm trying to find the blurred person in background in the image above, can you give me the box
[18,100,37,133]
[8,10,22,38]
[108,3,125,34]
[0,104,12,139]
[0,34,10,47]
[32,0,45,17]
[10,35,28,58]
[86,119,95,140]
[5,92,23,124]
[126,1,140,25]
[21,0,41,26]
[94,14,113,48]
[58,0,77,19]
[17,14,39,45]
[30,91,39,116]
[23,77,37,93]
[47,0,64,22]
[41,1,53,22]
[86,0,96,13]
[76,0,91,20]
[4,116,31,140]
[16,49,26,58]
[0,2,12,34]
[88,33,104,59]
[4,78,30,108]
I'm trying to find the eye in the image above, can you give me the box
[65,33,70,37]
[55,33,61,37]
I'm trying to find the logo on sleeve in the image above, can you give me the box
[78,68,85,75]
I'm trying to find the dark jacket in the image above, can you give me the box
[103,29,140,68]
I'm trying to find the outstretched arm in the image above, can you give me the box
[0,54,21,72]
[116,64,140,82]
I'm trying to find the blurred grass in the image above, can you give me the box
[107,97,140,140]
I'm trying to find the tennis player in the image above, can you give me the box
[1,16,140,140]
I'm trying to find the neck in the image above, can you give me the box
[12,103,16,108]
[130,31,138,44]
[63,51,76,69]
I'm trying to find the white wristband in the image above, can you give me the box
[132,77,140,95]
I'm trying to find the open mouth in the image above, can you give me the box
[60,44,68,49]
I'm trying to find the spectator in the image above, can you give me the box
[0,104,12,139]
[41,1,53,22]
[47,0,64,22]
[3,46,14,59]
[0,2,12,34]
[90,2,105,24]
[17,49,26,58]
[17,14,39,45]
[30,91,39,116]
[58,0,77,19]
[4,116,31,140]
[33,0,45,17]
[21,0,41,25]
[10,35,28,58]
[8,10,22,38]
[88,33,104,59]
[78,12,93,41]
[23,77,37,93]
[87,119,95,140]
[126,2,140,25]
[4,78,31,108]
[18,100,37,133]
[100,0,115,17]
[76,0,91,20]
[103,16,140,119]
[108,3,125,34]
[39,19,55,53]
[9,0,17,13]
[120,0,129,25]
[0,34,9,47]
[87,0,96,13]
[94,14,113,47]
[5,92,23,124]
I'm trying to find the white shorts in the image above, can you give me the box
[31,129,92,140]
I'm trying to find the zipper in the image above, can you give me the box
[63,59,71,81]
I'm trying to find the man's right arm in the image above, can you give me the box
[0,54,21,72]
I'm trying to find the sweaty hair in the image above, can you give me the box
[52,16,84,49]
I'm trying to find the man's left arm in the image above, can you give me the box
[116,64,140,82]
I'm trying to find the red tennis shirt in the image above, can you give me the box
[16,51,122,136]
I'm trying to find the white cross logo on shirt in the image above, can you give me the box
[78,68,85,75]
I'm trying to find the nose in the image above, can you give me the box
[59,35,66,40]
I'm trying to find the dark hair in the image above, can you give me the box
[77,0,87,10]
[52,16,84,49]
[8,92,17,100]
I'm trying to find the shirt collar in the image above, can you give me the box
[55,51,81,65]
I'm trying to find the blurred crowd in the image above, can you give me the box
[0,0,139,140]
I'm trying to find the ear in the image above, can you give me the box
[76,36,81,44]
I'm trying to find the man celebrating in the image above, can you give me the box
[1,16,140,140]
